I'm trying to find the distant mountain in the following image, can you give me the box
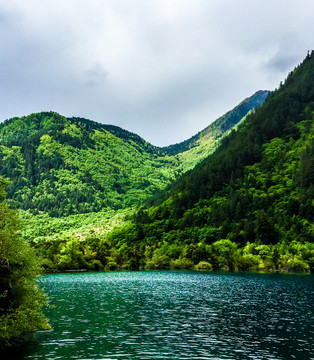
[163,90,269,155]
[0,91,265,217]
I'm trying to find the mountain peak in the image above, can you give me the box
[163,89,269,154]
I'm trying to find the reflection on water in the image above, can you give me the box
[2,271,313,359]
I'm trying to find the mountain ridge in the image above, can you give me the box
[162,90,269,154]
[0,90,267,216]
[0,90,268,152]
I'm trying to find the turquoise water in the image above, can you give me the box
[3,271,314,359]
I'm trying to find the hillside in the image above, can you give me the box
[167,90,269,173]
[0,92,265,217]
[37,52,314,272]
[122,52,314,272]
[163,90,268,155]
[0,112,177,216]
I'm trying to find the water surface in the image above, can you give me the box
[3,271,314,359]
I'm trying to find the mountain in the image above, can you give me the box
[0,112,175,216]
[56,52,313,273]
[0,91,266,217]
[163,90,269,154]
[165,90,269,173]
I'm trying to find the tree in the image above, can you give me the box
[0,178,50,346]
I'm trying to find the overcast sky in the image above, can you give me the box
[0,0,313,146]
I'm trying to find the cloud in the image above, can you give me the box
[263,32,312,73]
[265,52,302,73]
[0,0,313,145]
[84,64,108,86]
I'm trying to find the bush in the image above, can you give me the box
[194,261,213,271]
[279,256,310,273]
[235,254,261,271]
[147,248,170,269]
[105,261,118,270]
[211,240,238,270]
[87,259,104,271]
[170,258,194,269]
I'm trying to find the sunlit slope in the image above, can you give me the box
[0,112,178,216]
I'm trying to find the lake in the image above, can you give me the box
[2,271,313,359]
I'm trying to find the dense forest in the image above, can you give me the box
[0,112,176,216]
[0,91,266,217]
[104,52,313,273]
[24,52,313,273]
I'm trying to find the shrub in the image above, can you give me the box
[194,261,213,271]
[170,258,194,269]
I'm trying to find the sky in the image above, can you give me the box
[0,0,313,146]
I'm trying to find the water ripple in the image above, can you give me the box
[7,271,313,360]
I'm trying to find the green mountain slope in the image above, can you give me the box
[0,91,266,217]
[78,52,313,273]
[0,112,177,216]
[169,90,269,172]
[163,90,268,155]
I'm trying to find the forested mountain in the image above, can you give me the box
[0,112,175,216]
[2,54,313,275]
[165,90,269,173]
[163,90,268,154]
[39,52,313,273]
[0,91,265,217]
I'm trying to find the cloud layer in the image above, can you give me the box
[0,0,313,146]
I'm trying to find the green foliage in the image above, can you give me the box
[0,178,49,346]
[0,87,268,275]
[194,261,213,271]
[211,239,238,270]
[170,257,194,269]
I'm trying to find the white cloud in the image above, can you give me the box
[0,0,313,145]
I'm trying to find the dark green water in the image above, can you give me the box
[3,271,314,360]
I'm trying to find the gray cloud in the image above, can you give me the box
[85,64,108,86]
[0,0,313,146]
[265,53,301,73]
